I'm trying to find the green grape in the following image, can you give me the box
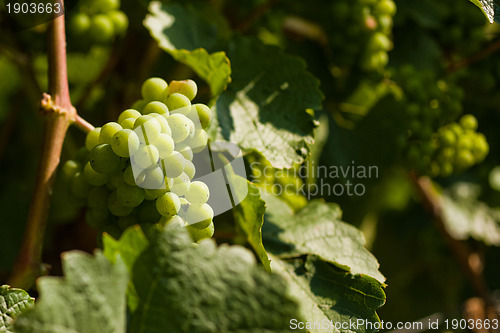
[144,187,168,200]
[89,144,121,175]
[111,129,140,157]
[161,151,186,178]
[123,165,142,186]
[116,183,145,207]
[438,128,456,147]
[192,104,212,129]
[69,12,90,35]
[86,127,101,151]
[138,166,165,189]
[71,172,91,199]
[167,79,198,101]
[90,0,119,12]
[134,115,162,144]
[89,14,114,43]
[156,192,181,217]
[472,133,489,160]
[185,181,209,205]
[456,136,473,150]
[118,109,141,124]
[108,191,134,217]
[164,93,191,112]
[160,214,185,227]
[131,100,147,112]
[100,122,123,145]
[75,147,89,164]
[141,77,168,102]
[88,186,110,210]
[460,114,478,131]
[85,208,110,229]
[61,160,82,181]
[186,221,214,242]
[177,145,193,161]
[367,32,392,51]
[167,114,194,143]
[187,130,208,153]
[184,160,196,180]
[375,0,396,16]
[143,101,169,115]
[153,114,171,136]
[132,144,159,170]
[155,133,175,159]
[120,118,136,130]
[117,214,139,230]
[455,150,475,169]
[83,162,109,186]
[170,172,191,197]
[137,200,162,224]
[186,203,214,229]
[108,10,128,35]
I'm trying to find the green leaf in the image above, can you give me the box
[272,255,385,333]
[441,182,500,246]
[103,226,149,312]
[129,223,302,332]
[144,1,231,97]
[15,251,128,333]
[215,37,323,169]
[470,0,500,23]
[0,285,34,333]
[263,198,386,283]
[230,176,272,272]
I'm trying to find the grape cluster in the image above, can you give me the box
[394,65,489,176]
[64,78,215,242]
[329,0,396,72]
[68,0,128,43]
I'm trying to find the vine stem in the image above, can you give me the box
[9,3,79,289]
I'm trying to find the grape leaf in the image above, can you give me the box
[272,255,385,333]
[441,182,500,246]
[230,175,272,272]
[263,196,386,283]
[144,1,231,97]
[15,251,128,333]
[215,37,323,169]
[469,0,500,23]
[129,223,302,332]
[103,226,149,312]
[0,285,34,333]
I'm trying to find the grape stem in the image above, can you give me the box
[410,173,499,319]
[8,4,84,289]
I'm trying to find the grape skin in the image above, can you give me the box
[141,77,168,102]
[111,129,140,157]
[90,144,121,175]
[185,181,210,205]
[186,203,214,229]
[156,192,181,217]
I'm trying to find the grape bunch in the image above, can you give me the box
[68,0,128,43]
[63,78,215,242]
[329,0,396,72]
[394,65,489,177]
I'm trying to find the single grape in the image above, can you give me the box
[167,114,194,143]
[160,214,185,227]
[170,172,191,197]
[143,101,169,115]
[88,186,111,210]
[177,145,193,161]
[108,191,134,217]
[89,14,114,43]
[137,165,165,189]
[186,221,214,242]
[108,10,128,35]
[134,115,162,144]
[156,192,181,217]
[100,122,123,145]
[183,160,196,180]
[118,109,141,124]
[141,77,168,102]
[91,0,119,12]
[69,12,91,35]
[165,92,192,112]
[193,104,212,130]
[132,144,160,170]
[144,187,168,200]
[472,134,489,160]
[455,150,475,169]
[187,130,208,153]
[185,181,210,205]
[167,80,198,101]
[71,172,91,199]
[186,203,213,229]
[86,127,102,151]
[111,129,140,157]
[137,200,162,224]
[161,151,186,178]
[89,144,121,175]
[375,0,396,16]
[83,162,109,186]
[120,118,136,130]
[116,183,145,207]
[460,114,478,131]
[61,160,82,181]
[155,133,175,159]
[75,147,89,165]
[123,165,142,186]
